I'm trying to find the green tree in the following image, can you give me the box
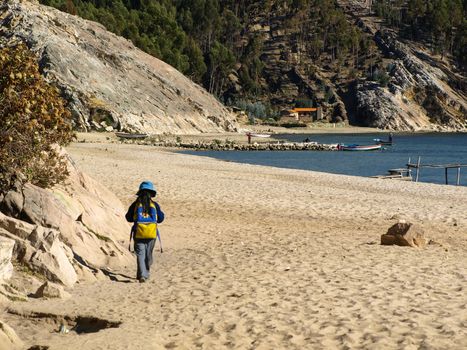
[184,37,207,82]
[207,41,235,97]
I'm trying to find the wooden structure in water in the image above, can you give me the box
[406,157,466,186]
[372,168,412,181]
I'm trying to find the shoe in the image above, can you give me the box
[139,277,146,283]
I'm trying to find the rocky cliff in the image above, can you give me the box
[229,4,351,123]
[0,0,238,134]
[339,0,466,131]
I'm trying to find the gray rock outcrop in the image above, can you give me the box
[337,0,466,131]
[356,80,433,131]
[0,0,238,134]
[356,30,466,131]
[0,149,133,288]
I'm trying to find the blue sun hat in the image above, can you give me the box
[137,181,157,197]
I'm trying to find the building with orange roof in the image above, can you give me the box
[280,106,323,124]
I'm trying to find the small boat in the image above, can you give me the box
[115,132,149,139]
[246,132,271,138]
[338,144,382,151]
[373,138,393,145]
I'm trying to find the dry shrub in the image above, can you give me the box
[0,44,75,193]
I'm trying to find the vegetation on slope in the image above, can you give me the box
[39,0,465,120]
[0,44,74,193]
[373,0,466,72]
[40,2,370,99]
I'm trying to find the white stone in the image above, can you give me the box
[0,237,15,282]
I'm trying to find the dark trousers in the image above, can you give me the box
[134,238,156,279]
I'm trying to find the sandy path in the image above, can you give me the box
[3,142,466,349]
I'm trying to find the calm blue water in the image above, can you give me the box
[182,133,467,186]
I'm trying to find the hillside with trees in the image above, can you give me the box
[38,0,466,129]
[373,0,465,69]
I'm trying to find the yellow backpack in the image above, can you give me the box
[133,202,158,239]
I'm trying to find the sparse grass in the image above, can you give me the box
[81,222,113,243]
[88,97,109,109]
[93,231,112,243]
[13,261,46,281]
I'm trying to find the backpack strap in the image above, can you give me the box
[134,201,157,223]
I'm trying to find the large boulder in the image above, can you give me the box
[381,222,427,248]
[0,218,77,287]
[0,190,23,218]
[0,149,133,271]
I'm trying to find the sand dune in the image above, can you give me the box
[3,141,466,349]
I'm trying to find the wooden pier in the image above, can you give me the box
[372,168,412,181]
[406,157,466,186]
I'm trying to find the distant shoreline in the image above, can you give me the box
[75,127,466,147]
[246,124,384,135]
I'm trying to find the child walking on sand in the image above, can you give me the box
[126,181,164,283]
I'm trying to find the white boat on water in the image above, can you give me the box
[246,132,271,138]
[338,144,382,151]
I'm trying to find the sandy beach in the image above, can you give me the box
[3,139,466,349]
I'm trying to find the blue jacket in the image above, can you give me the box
[125,200,165,224]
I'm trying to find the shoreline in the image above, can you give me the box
[75,128,466,145]
[75,131,467,187]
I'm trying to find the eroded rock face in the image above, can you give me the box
[0,0,238,134]
[356,81,432,131]
[0,215,78,287]
[356,31,466,132]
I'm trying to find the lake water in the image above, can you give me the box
[182,133,467,186]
